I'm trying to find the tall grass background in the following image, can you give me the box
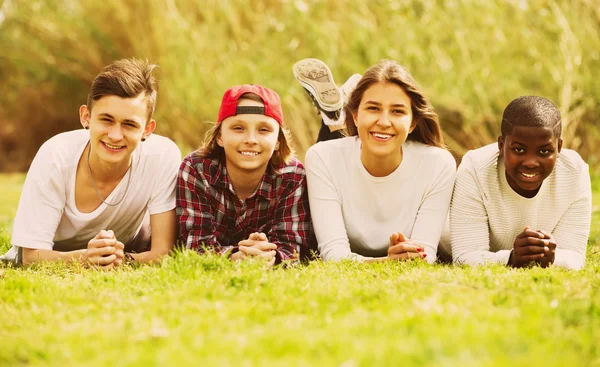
[0,0,598,171]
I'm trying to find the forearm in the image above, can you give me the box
[21,248,87,266]
[128,248,169,264]
[320,241,374,262]
[453,249,512,266]
[364,257,387,263]
[553,248,585,270]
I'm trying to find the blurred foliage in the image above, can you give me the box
[0,0,599,171]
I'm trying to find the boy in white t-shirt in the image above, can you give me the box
[449,96,591,269]
[2,58,181,269]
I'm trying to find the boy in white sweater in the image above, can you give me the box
[449,96,591,269]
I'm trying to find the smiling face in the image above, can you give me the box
[217,98,280,177]
[353,82,415,174]
[81,94,155,168]
[498,125,562,198]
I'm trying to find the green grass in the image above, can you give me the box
[1,174,600,366]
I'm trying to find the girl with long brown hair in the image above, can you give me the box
[300,59,456,262]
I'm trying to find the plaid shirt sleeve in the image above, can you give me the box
[176,155,237,256]
[266,164,311,262]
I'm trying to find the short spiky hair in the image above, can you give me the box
[87,58,158,122]
[501,96,561,138]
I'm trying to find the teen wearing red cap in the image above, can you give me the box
[176,85,312,266]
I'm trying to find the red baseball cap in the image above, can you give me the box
[217,84,284,126]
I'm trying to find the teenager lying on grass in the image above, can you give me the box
[296,59,456,262]
[176,85,312,267]
[0,59,181,268]
[448,96,591,269]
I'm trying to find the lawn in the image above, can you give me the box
[1,174,599,366]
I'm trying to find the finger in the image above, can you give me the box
[91,254,117,266]
[101,238,118,247]
[239,246,263,257]
[399,240,423,249]
[538,230,552,239]
[514,235,539,248]
[98,230,113,239]
[397,232,407,243]
[526,229,544,238]
[88,247,116,259]
[115,241,125,250]
[518,229,542,239]
[93,230,106,240]
[248,232,268,242]
[267,257,276,268]
[388,243,421,255]
[524,237,554,251]
[258,250,277,260]
[516,228,536,239]
[389,233,399,246]
[519,243,548,254]
[89,238,118,248]
[113,249,124,260]
[238,239,257,247]
[256,242,277,251]
[230,250,245,262]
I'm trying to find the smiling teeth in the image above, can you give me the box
[104,142,123,149]
[521,172,538,178]
[372,133,392,139]
[240,151,259,156]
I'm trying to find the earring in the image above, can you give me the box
[141,137,146,142]
[84,126,89,130]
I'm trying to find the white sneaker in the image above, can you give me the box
[340,74,362,104]
[293,58,343,118]
[321,74,362,126]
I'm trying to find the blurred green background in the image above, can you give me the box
[0,0,598,172]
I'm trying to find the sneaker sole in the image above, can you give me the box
[293,58,343,112]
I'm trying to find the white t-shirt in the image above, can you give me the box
[305,136,457,262]
[3,129,181,261]
[449,143,591,269]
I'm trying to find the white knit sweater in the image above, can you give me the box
[449,143,591,270]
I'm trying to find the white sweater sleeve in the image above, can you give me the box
[409,152,456,263]
[450,156,512,265]
[305,147,371,262]
[551,166,591,270]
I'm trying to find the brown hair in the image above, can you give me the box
[199,93,295,172]
[344,59,445,149]
[87,58,158,122]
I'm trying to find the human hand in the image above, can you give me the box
[537,230,557,268]
[387,232,427,261]
[509,226,553,268]
[86,230,124,270]
[235,232,277,267]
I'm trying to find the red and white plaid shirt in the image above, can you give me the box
[176,152,313,262]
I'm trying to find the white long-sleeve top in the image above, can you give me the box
[450,143,591,270]
[305,136,456,262]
